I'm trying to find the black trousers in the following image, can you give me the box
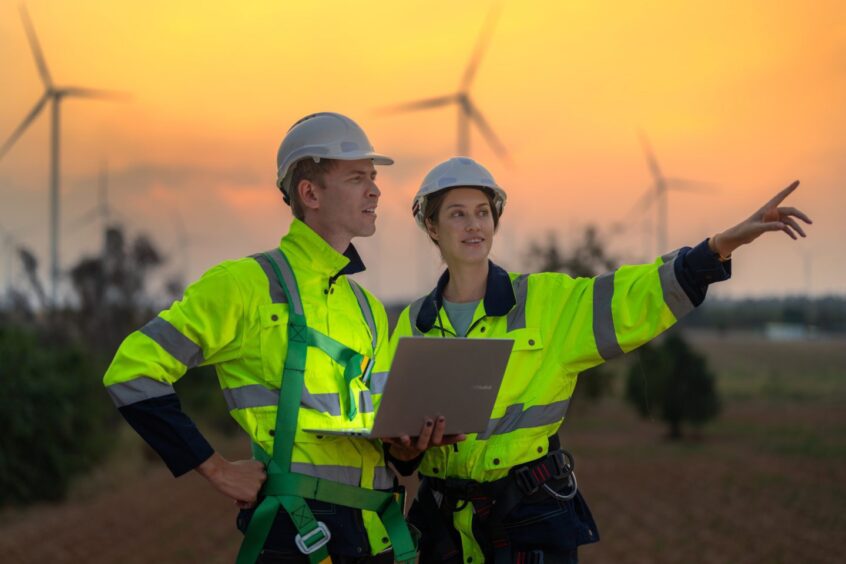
[238,498,377,559]
[408,477,598,563]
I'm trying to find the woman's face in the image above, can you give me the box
[426,187,495,267]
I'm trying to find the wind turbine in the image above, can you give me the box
[378,2,509,162]
[632,131,716,255]
[0,5,126,307]
[67,160,120,233]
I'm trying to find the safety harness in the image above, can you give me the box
[420,435,577,563]
[236,250,418,564]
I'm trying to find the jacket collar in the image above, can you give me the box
[279,219,366,279]
[415,260,515,333]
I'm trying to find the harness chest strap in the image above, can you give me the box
[236,250,416,564]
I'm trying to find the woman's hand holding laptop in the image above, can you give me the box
[383,416,466,461]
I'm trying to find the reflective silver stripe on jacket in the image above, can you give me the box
[222,384,278,410]
[140,316,205,368]
[373,466,396,490]
[303,389,342,416]
[661,249,681,262]
[349,280,377,350]
[222,384,375,416]
[359,390,375,414]
[593,271,624,360]
[477,399,571,440]
[507,274,529,331]
[106,377,175,407]
[369,372,388,394]
[658,254,695,320]
[290,463,393,489]
[251,252,288,304]
[408,297,426,336]
[264,248,303,315]
[291,463,361,487]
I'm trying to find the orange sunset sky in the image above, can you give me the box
[1,0,844,303]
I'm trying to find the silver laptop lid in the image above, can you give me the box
[369,337,513,437]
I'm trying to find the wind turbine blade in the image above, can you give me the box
[466,102,510,163]
[0,93,49,161]
[625,187,658,216]
[375,95,458,115]
[665,177,719,193]
[637,129,664,183]
[460,1,502,91]
[61,87,131,101]
[19,4,53,88]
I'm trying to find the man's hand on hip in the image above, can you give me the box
[196,452,267,509]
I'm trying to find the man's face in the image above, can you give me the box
[314,159,381,242]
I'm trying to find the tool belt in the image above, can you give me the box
[425,435,577,564]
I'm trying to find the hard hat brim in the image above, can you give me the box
[340,152,393,166]
[276,152,394,191]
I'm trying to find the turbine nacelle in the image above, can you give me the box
[376,2,509,164]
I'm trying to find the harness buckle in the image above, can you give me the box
[542,471,578,502]
[294,521,331,555]
[550,449,574,480]
[512,465,540,496]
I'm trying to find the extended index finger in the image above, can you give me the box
[765,180,800,208]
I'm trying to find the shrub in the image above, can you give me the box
[625,333,721,439]
[0,324,115,504]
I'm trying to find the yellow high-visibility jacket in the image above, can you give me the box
[104,219,395,554]
[390,250,726,561]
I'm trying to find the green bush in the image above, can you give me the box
[625,333,721,439]
[0,324,116,505]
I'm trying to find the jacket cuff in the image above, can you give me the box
[673,239,732,307]
[118,394,214,477]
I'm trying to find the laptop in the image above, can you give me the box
[303,336,514,438]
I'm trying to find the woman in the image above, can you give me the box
[387,157,811,563]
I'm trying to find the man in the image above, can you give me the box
[103,112,446,563]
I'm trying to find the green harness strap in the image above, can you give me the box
[306,328,367,421]
[236,250,417,564]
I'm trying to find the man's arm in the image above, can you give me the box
[103,263,265,505]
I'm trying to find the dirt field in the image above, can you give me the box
[1,331,844,563]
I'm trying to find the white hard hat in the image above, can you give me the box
[412,157,507,229]
[276,112,393,203]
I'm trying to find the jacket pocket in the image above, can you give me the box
[502,490,599,550]
[259,303,289,385]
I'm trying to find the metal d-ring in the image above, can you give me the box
[542,471,578,501]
